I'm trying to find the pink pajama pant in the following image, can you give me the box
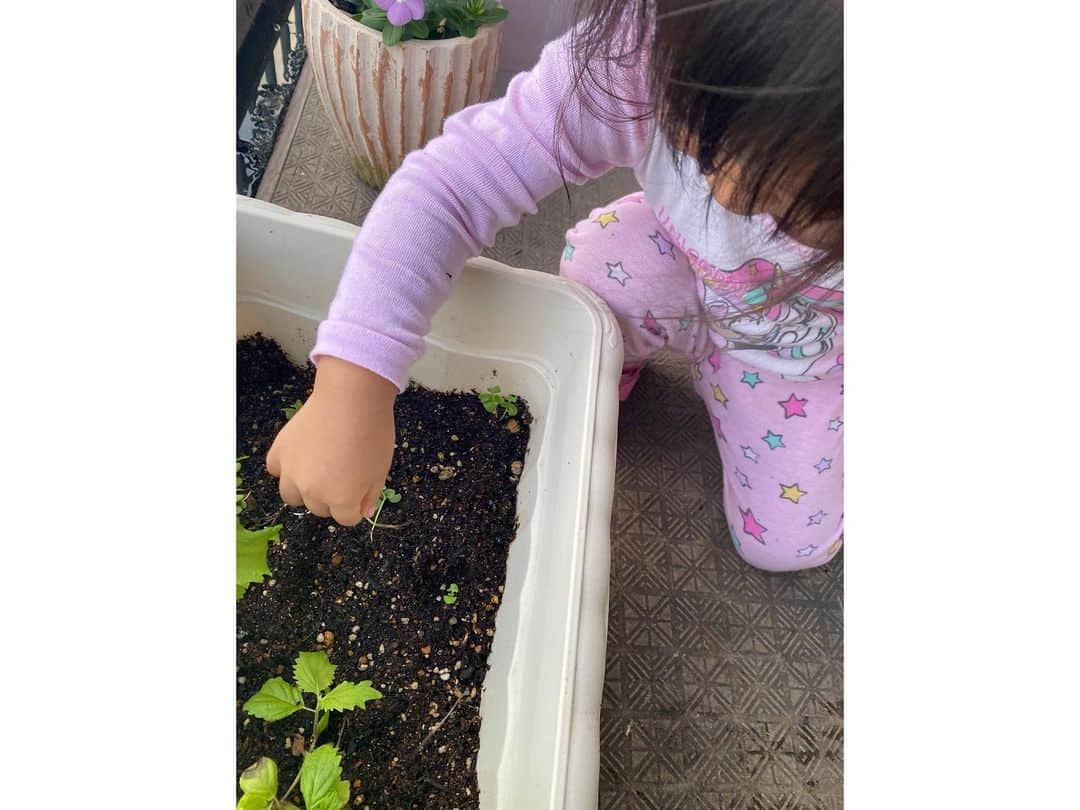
[560,192,843,572]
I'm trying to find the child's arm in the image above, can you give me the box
[313,25,652,390]
[268,25,650,524]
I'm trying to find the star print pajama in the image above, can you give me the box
[560,193,844,572]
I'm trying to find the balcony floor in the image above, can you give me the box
[258,65,844,809]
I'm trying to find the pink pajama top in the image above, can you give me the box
[312,24,843,390]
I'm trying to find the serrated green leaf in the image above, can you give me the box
[294,651,336,694]
[336,780,350,807]
[482,400,497,413]
[505,402,518,416]
[237,521,281,600]
[237,794,273,810]
[489,386,501,394]
[300,744,348,810]
[315,710,330,741]
[238,757,278,801]
[243,677,303,721]
[382,23,403,46]
[321,680,383,712]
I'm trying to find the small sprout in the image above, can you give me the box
[477,386,519,419]
[283,399,304,420]
[443,583,460,605]
[367,487,404,540]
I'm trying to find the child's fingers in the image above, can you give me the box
[359,487,380,520]
[304,495,332,519]
[330,501,366,527]
[265,442,282,478]
[278,476,303,508]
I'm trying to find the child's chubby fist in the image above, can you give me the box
[266,356,397,526]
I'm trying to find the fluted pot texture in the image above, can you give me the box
[303,0,503,188]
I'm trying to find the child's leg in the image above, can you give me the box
[698,354,844,572]
[559,192,710,398]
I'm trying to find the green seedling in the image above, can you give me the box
[443,583,460,605]
[478,386,518,419]
[367,487,404,541]
[239,650,381,810]
[237,458,282,600]
[283,399,304,420]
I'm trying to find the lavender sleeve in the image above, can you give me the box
[311,26,652,391]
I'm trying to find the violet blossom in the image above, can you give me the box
[374,0,426,26]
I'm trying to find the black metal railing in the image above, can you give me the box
[237,0,307,196]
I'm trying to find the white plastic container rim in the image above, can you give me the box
[237,196,623,809]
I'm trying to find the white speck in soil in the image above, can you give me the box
[316,632,325,643]
[238,676,247,684]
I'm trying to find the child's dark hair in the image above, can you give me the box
[564,0,843,310]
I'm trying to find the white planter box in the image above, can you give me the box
[236,196,622,809]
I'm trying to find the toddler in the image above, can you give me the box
[267,0,843,572]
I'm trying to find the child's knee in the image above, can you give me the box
[558,191,657,287]
[724,484,843,573]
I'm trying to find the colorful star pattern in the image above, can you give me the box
[779,482,807,504]
[741,445,759,463]
[678,309,693,331]
[740,507,768,545]
[711,385,729,407]
[762,430,785,450]
[808,510,827,525]
[562,243,575,262]
[710,413,726,442]
[796,544,817,558]
[594,211,619,228]
[641,310,667,339]
[734,468,751,489]
[648,230,676,258]
[708,347,724,373]
[741,370,762,388]
[814,457,833,474]
[827,417,844,431]
[778,393,808,419]
[828,537,844,556]
[606,261,631,286]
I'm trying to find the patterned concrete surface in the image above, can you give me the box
[257,71,844,809]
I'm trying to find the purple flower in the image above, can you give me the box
[374,0,425,26]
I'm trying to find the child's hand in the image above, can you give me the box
[266,356,397,526]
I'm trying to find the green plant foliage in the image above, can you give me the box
[354,0,507,43]
[478,385,519,418]
[321,680,383,712]
[294,651,337,694]
[238,651,382,809]
[236,522,282,600]
[238,757,278,807]
[300,745,350,810]
[243,677,304,722]
[236,458,281,599]
[367,487,403,540]
[443,582,460,605]
[283,399,304,419]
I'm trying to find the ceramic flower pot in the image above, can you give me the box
[303,0,503,188]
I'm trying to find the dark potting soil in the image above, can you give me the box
[236,334,531,808]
